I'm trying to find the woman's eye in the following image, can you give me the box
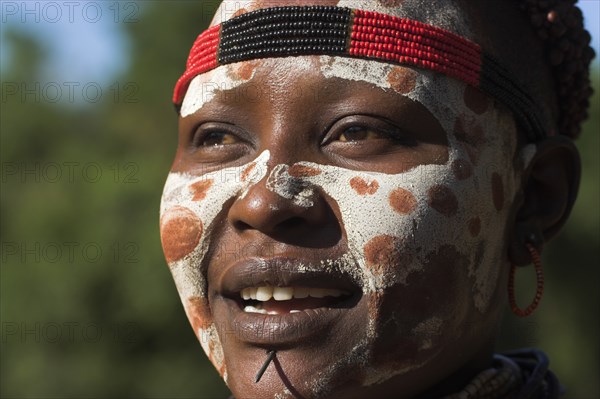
[183,122,252,167]
[199,131,239,146]
[338,127,384,142]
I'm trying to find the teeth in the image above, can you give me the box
[309,288,326,298]
[256,286,273,301]
[273,287,294,301]
[324,289,344,297]
[241,288,251,300]
[243,305,266,314]
[242,304,306,315]
[240,286,348,302]
[243,305,278,315]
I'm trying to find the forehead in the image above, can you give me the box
[185,56,426,115]
[210,0,475,39]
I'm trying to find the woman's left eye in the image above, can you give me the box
[337,127,385,142]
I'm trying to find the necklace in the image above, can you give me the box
[442,349,564,399]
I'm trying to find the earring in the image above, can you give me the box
[508,242,544,317]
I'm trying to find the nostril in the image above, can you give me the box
[232,216,305,233]
[279,217,305,230]
[232,220,253,231]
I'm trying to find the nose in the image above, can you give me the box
[227,168,341,247]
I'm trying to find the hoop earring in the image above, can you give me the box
[508,243,544,317]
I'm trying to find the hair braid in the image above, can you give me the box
[518,0,595,138]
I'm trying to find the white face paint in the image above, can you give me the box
[209,0,254,26]
[180,64,260,118]
[160,150,270,376]
[163,0,532,395]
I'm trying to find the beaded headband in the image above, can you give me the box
[173,6,549,141]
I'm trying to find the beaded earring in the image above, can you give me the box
[508,242,545,317]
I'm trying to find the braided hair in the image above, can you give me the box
[518,0,595,139]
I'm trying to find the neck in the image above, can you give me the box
[413,340,496,399]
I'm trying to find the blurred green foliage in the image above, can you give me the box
[1,1,598,398]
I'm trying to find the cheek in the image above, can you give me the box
[160,206,203,263]
[364,235,413,277]
[185,296,211,334]
[160,150,270,265]
[427,185,458,217]
[159,152,272,379]
[190,178,214,201]
[184,297,227,377]
[293,161,465,295]
[350,176,380,195]
[366,245,470,370]
[389,187,417,215]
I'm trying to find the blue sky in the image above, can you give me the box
[1,1,598,87]
[0,1,134,85]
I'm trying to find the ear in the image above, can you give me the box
[508,136,581,266]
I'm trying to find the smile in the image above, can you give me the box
[215,257,362,345]
[241,286,352,315]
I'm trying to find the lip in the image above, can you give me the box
[214,256,362,346]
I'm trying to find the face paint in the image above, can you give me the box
[245,69,520,392]
[260,67,516,297]
[164,60,527,394]
[160,150,271,376]
[209,0,254,26]
[180,63,260,117]
[164,0,535,396]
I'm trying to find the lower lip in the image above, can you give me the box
[222,296,355,346]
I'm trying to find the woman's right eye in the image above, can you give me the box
[198,131,240,147]
[184,123,253,166]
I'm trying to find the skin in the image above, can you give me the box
[161,1,581,398]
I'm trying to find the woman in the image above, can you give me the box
[160,0,594,397]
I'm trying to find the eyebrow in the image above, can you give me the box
[174,6,549,142]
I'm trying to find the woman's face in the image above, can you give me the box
[160,2,533,398]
